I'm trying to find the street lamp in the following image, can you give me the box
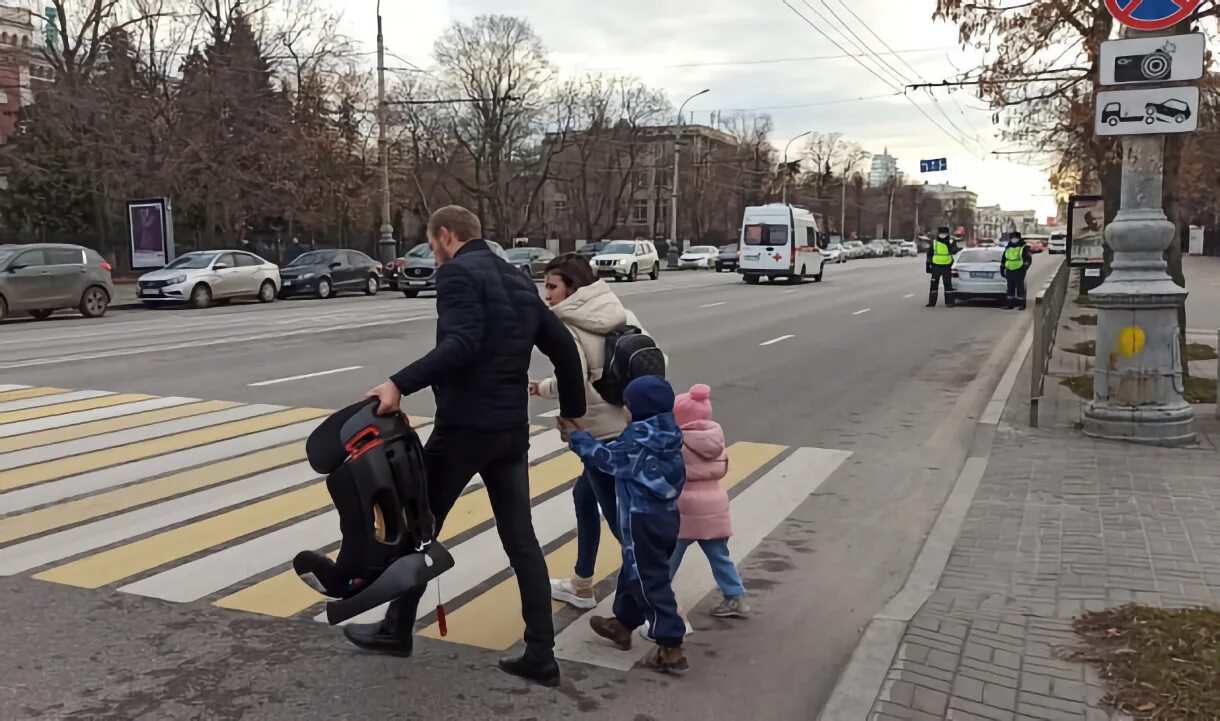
[781,130,812,205]
[669,88,709,268]
[375,0,396,265]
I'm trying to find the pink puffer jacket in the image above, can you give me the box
[676,419,731,541]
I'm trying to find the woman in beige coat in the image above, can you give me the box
[530,253,650,609]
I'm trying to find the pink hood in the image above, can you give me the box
[680,420,727,482]
[676,419,731,540]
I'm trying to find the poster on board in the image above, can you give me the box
[127,198,175,270]
[1067,195,1105,266]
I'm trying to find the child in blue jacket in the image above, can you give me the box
[564,375,688,673]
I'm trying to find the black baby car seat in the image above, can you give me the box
[293,397,454,625]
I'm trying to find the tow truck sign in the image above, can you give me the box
[1104,0,1201,31]
[1095,85,1199,136]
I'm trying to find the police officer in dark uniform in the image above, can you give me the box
[1000,231,1033,310]
[926,226,959,307]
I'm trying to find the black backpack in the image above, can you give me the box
[592,326,666,406]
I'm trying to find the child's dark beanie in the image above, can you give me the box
[623,375,675,421]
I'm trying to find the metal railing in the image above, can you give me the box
[1030,257,1071,427]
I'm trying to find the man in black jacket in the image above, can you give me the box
[356,205,586,687]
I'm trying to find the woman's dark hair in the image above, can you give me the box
[544,253,596,291]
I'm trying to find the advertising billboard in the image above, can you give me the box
[127,198,175,270]
[1067,195,1105,266]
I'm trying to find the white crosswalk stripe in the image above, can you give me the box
[0,383,846,671]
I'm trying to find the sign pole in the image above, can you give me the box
[1082,24,1195,445]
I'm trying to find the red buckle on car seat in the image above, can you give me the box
[345,426,382,460]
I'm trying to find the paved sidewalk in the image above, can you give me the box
[869,421,1220,720]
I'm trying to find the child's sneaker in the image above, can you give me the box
[709,595,751,618]
[590,616,633,650]
[550,577,596,609]
[642,645,689,674]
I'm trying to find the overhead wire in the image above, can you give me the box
[781,0,983,160]
[810,0,989,156]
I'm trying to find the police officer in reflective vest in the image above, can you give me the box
[1000,231,1033,310]
[926,227,959,307]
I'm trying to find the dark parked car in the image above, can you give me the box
[715,243,739,272]
[505,246,555,279]
[576,241,608,259]
[0,243,114,320]
[399,240,509,298]
[278,249,381,299]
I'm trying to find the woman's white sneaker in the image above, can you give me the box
[550,578,597,609]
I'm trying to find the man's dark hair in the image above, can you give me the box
[543,253,596,291]
[428,205,482,243]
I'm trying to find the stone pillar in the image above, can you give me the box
[1082,134,1194,445]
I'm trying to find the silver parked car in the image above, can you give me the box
[137,250,280,309]
[0,243,115,320]
[399,240,509,298]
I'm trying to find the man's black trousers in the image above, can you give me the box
[382,425,554,661]
[928,266,955,307]
[1005,268,1027,309]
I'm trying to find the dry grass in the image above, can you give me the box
[1071,314,1098,326]
[1065,340,1096,356]
[1072,604,1220,720]
[1186,343,1218,362]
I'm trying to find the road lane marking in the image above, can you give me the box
[0,387,65,404]
[34,481,332,588]
[247,366,364,387]
[904,293,915,299]
[700,302,726,308]
[0,316,436,370]
[0,384,28,393]
[0,389,101,411]
[219,451,585,619]
[0,396,199,439]
[759,335,794,346]
[0,407,324,492]
[853,308,872,316]
[0,420,321,515]
[120,511,339,602]
[0,400,232,452]
[554,445,851,670]
[782,288,800,294]
[539,408,562,418]
[0,463,315,576]
[426,441,786,648]
[0,404,283,471]
[0,443,306,545]
[0,393,154,424]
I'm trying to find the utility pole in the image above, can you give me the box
[375,3,395,265]
[1082,24,1195,445]
[912,186,920,241]
[670,88,709,268]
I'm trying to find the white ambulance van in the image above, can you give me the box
[737,204,826,285]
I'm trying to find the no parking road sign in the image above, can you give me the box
[1104,0,1201,31]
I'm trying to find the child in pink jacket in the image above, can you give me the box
[669,384,750,618]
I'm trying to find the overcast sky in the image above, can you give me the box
[335,0,1059,220]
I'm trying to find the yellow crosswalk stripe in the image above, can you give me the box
[0,387,64,402]
[0,393,154,424]
[419,524,620,649]
[35,481,329,588]
[0,442,305,545]
[214,451,585,618]
[419,442,786,648]
[0,406,326,492]
[0,400,238,453]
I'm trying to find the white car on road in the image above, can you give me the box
[137,250,280,309]
[678,245,718,270]
[592,240,661,281]
[951,247,1005,303]
[897,240,918,257]
[1047,231,1067,254]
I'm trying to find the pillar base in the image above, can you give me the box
[1082,401,1196,447]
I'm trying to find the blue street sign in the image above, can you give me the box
[920,158,947,173]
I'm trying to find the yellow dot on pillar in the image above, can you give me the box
[1116,325,1146,357]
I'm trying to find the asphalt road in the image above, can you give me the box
[0,256,1053,720]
